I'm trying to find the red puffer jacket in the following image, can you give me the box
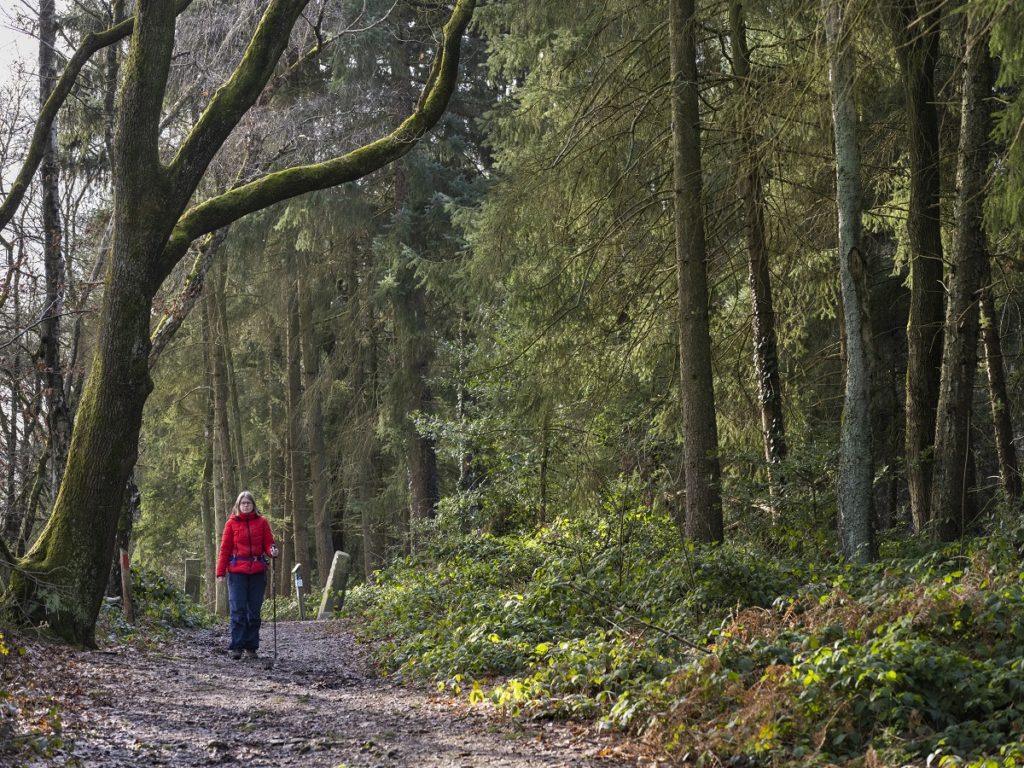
[216,511,275,577]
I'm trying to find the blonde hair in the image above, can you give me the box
[231,490,260,516]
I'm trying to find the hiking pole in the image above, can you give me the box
[271,553,277,667]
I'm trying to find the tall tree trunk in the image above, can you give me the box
[356,271,386,580]
[206,293,233,616]
[729,0,787,500]
[200,309,217,609]
[218,282,248,490]
[825,0,875,562]
[388,35,442,548]
[866,231,907,531]
[285,248,311,576]
[103,0,125,166]
[669,0,722,542]
[888,0,945,532]
[211,261,242,490]
[3,243,23,542]
[207,289,236,519]
[397,264,440,547]
[931,13,994,540]
[279,429,294,597]
[538,409,550,528]
[267,326,287,593]
[297,254,332,588]
[38,0,72,490]
[979,280,1021,501]
[105,475,139,599]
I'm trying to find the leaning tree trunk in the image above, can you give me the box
[979,279,1021,501]
[825,0,875,563]
[888,0,945,533]
[669,0,723,543]
[729,1,787,503]
[931,12,994,541]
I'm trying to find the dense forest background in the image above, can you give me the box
[2,0,1024,764]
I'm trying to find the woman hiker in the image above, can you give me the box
[216,490,278,660]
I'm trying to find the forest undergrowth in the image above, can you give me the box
[343,506,1024,767]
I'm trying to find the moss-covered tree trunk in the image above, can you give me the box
[3,0,475,645]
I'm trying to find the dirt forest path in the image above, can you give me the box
[7,620,641,767]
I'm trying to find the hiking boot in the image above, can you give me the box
[245,649,258,659]
[231,649,243,660]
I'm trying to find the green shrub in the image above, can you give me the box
[345,511,1024,766]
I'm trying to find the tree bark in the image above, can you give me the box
[267,326,288,594]
[37,0,72,490]
[669,0,723,543]
[220,287,248,490]
[887,0,945,533]
[208,285,236,515]
[931,12,994,540]
[729,0,787,500]
[285,247,311,577]
[979,280,1021,502]
[394,237,440,547]
[297,254,331,588]
[206,294,232,617]
[825,0,875,563]
[200,309,217,608]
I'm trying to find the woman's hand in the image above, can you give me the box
[269,545,279,558]
[216,576,226,583]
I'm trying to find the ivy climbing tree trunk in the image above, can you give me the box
[931,11,995,540]
[825,0,875,563]
[3,0,476,645]
[729,0,787,500]
[670,0,723,543]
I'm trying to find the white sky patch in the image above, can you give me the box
[0,7,35,83]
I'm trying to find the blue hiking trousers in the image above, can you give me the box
[227,570,267,651]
